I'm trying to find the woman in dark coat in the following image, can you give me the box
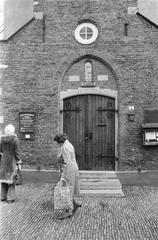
[0,124,21,203]
[54,133,82,219]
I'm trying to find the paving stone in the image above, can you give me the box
[0,184,158,240]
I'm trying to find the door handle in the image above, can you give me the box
[85,133,88,140]
[85,133,93,140]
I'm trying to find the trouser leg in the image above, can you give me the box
[1,183,8,200]
[7,183,15,201]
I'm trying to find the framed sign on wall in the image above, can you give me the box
[19,112,36,140]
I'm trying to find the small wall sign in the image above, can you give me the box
[97,75,108,81]
[19,112,36,140]
[69,76,80,82]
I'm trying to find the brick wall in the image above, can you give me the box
[0,0,158,170]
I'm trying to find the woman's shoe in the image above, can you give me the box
[73,203,82,213]
[58,211,73,220]
[1,199,7,202]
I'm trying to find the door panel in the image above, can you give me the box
[63,95,115,170]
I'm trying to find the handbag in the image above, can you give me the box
[54,178,73,210]
[14,165,22,185]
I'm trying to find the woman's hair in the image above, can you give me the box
[54,133,68,143]
[4,124,15,135]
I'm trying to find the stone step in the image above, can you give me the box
[80,176,117,180]
[80,179,121,185]
[78,171,124,197]
[80,184,122,190]
[78,189,124,197]
[79,171,117,179]
[80,184,122,189]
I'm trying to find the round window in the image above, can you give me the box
[74,23,98,44]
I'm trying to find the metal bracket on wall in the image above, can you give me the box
[43,15,45,43]
[124,22,129,36]
[60,108,81,113]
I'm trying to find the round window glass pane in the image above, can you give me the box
[80,27,86,34]
[74,23,98,44]
[79,27,93,40]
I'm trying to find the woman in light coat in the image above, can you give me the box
[0,124,21,203]
[54,133,82,219]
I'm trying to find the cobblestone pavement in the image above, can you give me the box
[0,184,158,240]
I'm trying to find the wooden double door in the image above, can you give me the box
[63,94,115,170]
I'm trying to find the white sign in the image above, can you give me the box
[25,134,31,139]
[69,76,80,82]
[98,75,108,81]
[145,132,155,140]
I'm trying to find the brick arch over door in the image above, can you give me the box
[64,54,119,82]
[61,55,118,91]
[55,53,120,91]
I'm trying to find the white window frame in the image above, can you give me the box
[74,22,98,44]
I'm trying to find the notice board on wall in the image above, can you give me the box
[19,112,35,140]
[143,110,158,146]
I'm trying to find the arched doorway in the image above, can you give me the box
[63,94,116,170]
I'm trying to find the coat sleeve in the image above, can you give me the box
[0,137,2,153]
[14,137,21,162]
[0,144,2,154]
[57,147,63,158]
[0,141,2,162]
[61,144,72,164]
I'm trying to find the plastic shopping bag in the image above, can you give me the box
[54,178,73,210]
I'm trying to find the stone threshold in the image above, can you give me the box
[77,189,124,197]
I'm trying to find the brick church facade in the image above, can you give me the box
[0,0,158,171]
